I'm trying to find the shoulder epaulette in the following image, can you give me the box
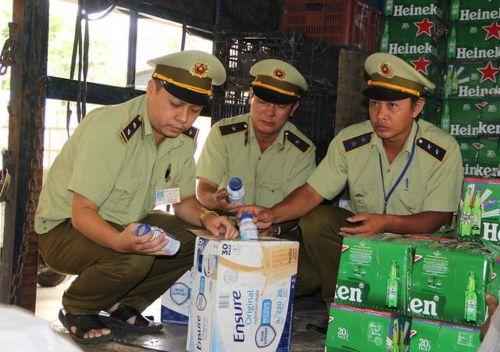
[417,137,446,162]
[119,114,142,144]
[284,130,310,153]
[219,122,248,136]
[342,132,372,152]
[182,126,199,140]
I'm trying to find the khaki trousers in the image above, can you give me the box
[38,211,196,315]
[298,205,354,302]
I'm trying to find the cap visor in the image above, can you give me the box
[162,82,210,106]
[363,86,414,101]
[253,86,298,105]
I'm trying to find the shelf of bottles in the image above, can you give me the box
[380,0,499,179]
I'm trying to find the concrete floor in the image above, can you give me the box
[35,277,327,351]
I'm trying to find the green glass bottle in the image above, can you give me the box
[464,271,478,322]
[380,21,390,52]
[441,101,450,132]
[460,185,473,237]
[384,0,394,16]
[390,318,400,352]
[451,68,459,95]
[386,261,398,308]
[447,27,457,59]
[450,0,460,21]
[471,191,482,238]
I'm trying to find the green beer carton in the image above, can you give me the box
[326,304,411,352]
[488,257,500,301]
[449,0,500,22]
[444,60,499,98]
[441,98,499,137]
[335,235,430,313]
[459,178,500,253]
[447,22,500,60]
[458,137,500,178]
[379,17,447,61]
[408,318,481,351]
[384,0,449,20]
[408,242,494,326]
[422,97,442,126]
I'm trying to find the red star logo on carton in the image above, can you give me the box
[477,61,498,83]
[483,22,500,40]
[411,56,431,75]
[414,18,434,37]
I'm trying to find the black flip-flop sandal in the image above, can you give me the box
[58,308,114,345]
[101,304,163,334]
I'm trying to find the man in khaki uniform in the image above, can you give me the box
[196,59,319,295]
[35,50,237,344]
[239,53,463,310]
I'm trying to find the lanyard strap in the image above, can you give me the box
[378,125,419,214]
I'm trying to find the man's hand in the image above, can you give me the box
[202,214,239,239]
[237,205,274,230]
[212,188,243,213]
[115,223,170,255]
[340,212,387,236]
[258,226,276,237]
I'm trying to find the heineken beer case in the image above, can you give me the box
[379,17,447,61]
[458,177,500,253]
[326,304,411,352]
[408,242,494,326]
[409,318,481,352]
[444,60,499,98]
[447,21,500,60]
[335,235,431,313]
[383,0,449,20]
[449,0,500,22]
[489,257,500,301]
[441,98,500,137]
[422,97,442,126]
[457,137,500,178]
[186,235,298,352]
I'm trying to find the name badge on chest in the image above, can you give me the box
[155,187,181,205]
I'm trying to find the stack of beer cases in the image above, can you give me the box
[380,1,499,179]
[443,0,499,179]
[380,0,449,126]
[326,234,495,351]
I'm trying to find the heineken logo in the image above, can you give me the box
[483,22,500,41]
[456,46,500,59]
[478,62,498,82]
[450,122,500,136]
[411,56,431,75]
[341,244,349,252]
[458,86,499,97]
[414,18,434,37]
[472,143,484,150]
[335,284,363,303]
[328,316,334,323]
[483,222,499,242]
[409,330,417,339]
[409,297,438,317]
[393,5,438,17]
[460,9,500,22]
[492,273,497,280]
[475,102,488,110]
[389,43,434,55]
[414,254,423,262]
[463,164,500,178]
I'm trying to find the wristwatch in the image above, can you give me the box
[273,225,282,238]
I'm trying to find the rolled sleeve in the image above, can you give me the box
[307,136,348,200]
[422,141,464,212]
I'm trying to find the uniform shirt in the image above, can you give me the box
[196,113,316,207]
[35,95,197,234]
[308,119,463,215]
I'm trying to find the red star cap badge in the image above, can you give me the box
[411,56,431,75]
[483,22,500,41]
[477,61,498,83]
[414,18,434,37]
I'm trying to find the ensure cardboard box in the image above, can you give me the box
[161,269,192,325]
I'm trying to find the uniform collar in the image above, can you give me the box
[372,120,419,155]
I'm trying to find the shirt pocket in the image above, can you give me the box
[351,183,376,213]
[398,188,423,214]
[107,175,143,212]
[257,180,285,207]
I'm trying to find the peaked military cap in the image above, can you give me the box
[148,50,226,106]
[250,59,308,105]
[363,53,435,101]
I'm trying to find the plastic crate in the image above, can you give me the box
[281,0,382,52]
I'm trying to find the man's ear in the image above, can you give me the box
[290,101,300,117]
[248,88,254,103]
[147,79,157,95]
[412,98,425,119]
